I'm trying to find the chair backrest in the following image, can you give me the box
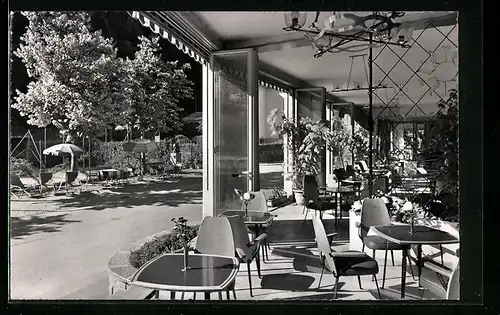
[40,172,53,185]
[10,173,26,188]
[303,175,319,205]
[359,198,391,239]
[358,161,369,173]
[245,191,268,213]
[446,263,460,300]
[312,216,337,275]
[66,171,79,183]
[226,215,251,252]
[195,216,235,257]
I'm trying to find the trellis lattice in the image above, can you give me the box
[366,21,458,203]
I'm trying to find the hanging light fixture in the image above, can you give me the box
[283,11,307,31]
[283,11,411,58]
[394,24,414,45]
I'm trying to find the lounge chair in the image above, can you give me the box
[420,249,460,300]
[192,216,239,300]
[303,175,337,222]
[241,191,272,262]
[54,171,79,194]
[312,216,382,299]
[356,197,415,287]
[226,215,267,297]
[10,173,34,198]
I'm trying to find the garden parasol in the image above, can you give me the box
[43,143,84,171]
[122,139,158,176]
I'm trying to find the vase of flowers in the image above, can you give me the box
[171,217,192,271]
[234,189,255,217]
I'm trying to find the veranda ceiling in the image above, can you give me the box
[191,11,458,119]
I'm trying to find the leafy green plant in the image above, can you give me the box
[268,109,350,190]
[128,222,199,269]
[270,186,286,200]
[10,157,35,176]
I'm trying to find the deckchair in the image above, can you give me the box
[10,173,34,198]
[54,171,79,194]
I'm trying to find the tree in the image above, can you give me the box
[12,11,133,142]
[121,36,194,137]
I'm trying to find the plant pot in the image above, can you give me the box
[293,190,305,206]
[267,196,288,207]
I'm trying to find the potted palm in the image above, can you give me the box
[268,109,333,205]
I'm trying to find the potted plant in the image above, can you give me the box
[171,217,194,271]
[266,186,288,207]
[268,109,333,205]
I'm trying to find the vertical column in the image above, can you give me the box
[202,63,215,218]
[319,89,327,188]
[248,50,260,192]
[325,102,333,187]
[283,89,294,195]
[368,33,374,196]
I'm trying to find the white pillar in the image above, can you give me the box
[202,63,215,218]
[282,90,294,196]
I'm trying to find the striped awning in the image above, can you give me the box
[129,11,288,93]
[129,11,207,65]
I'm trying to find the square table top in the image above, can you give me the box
[372,225,459,245]
[131,253,239,292]
[219,210,274,225]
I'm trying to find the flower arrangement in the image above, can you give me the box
[234,188,255,216]
[371,190,429,223]
[170,217,192,250]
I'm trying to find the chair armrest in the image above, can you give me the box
[250,233,268,246]
[327,232,338,245]
[236,248,247,260]
[330,251,368,258]
[423,259,453,278]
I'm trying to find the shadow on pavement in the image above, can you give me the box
[10,214,82,239]
[54,177,203,211]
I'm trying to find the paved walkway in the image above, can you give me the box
[10,175,203,299]
[10,163,284,299]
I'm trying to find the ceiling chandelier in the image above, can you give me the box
[283,11,413,58]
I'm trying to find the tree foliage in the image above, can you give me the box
[120,36,194,136]
[12,12,134,142]
[12,12,194,142]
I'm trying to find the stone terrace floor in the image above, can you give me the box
[154,203,442,301]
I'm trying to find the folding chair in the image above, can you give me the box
[10,173,34,198]
[54,171,79,194]
[35,171,53,196]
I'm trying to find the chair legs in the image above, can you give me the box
[391,250,395,266]
[333,276,339,299]
[247,262,253,297]
[372,250,376,281]
[357,276,362,289]
[318,264,325,290]
[303,207,310,222]
[382,249,388,288]
[256,253,262,279]
[374,275,382,299]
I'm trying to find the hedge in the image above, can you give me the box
[128,225,199,269]
[259,142,283,163]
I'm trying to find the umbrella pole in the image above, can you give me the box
[39,140,42,196]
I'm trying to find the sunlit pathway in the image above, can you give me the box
[10,179,203,300]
